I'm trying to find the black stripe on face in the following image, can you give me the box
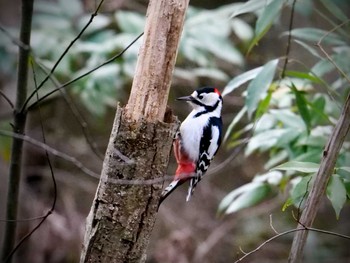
[193,100,221,118]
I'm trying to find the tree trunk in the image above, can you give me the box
[1,0,33,261]
[80,0,189,262]
[288,92,350,263]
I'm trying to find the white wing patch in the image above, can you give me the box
[208,126,220,159]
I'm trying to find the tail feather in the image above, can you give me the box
[158,132,197,209]
[185,172,202,202]
[158,179,183,209]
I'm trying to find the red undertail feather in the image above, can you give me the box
[173,136,196,179]
[158,135,195,208]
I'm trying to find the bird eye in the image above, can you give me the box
[198,94,203,100]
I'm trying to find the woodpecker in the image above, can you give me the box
[159,87,223,206]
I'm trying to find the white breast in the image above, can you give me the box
[179,111,209,162]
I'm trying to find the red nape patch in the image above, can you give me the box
[214,88,221,95]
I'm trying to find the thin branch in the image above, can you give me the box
[234,226,350,263]
[0,130,181,186]
[0,23,30,51]
[21,0,106,113]
[0,90,14,109]
[281,0,297,78]
[234,228,302,263]
[26,32,144,112]
[316,20,350,84]
[0,130,100,178]
[269,214,279,235]
[34,60,105,160]
[0,215,48,223]
[287,58,342,108]
[4,62,58,262]
[4,214,51,263]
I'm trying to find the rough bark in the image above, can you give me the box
[80,107,178,263]
[288,92,350,263]
[80,0,189,262]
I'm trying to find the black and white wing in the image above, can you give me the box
[186,116,222,201]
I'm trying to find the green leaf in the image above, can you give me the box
[273,161,319,173]
[293,149,322,164]
[265,150,288,170]
[255,90,272,120]
[284,70,322,83]
[222,66,263,96]
[338,167,350,173]
[290,175,313,208]
[247,0,285,53]
[282,197,294,211]
[58,0,83,18]
[246,128,292,155]
[311,59,334,77]
[219,182,271,215]
[256,0,284,36]
[337,167,350,181]
[231,18,254,41]
[290,84,311,132]
[293,39,322,59]
[282,28,346,46]
[115,11,145,34]
[270,109,305,129]
[320,0,349,22]
[296,135,327,148]
[223,106,247,143]
[202,36,244,65]
[246,59,279,118]
[327,174,347,219]
[230,0,273,19]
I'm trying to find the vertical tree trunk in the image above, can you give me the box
[1,0,33,261]
[80,0,189,262]
[288,93,350,263]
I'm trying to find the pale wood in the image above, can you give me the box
[125,0,189,122]
[288,93,350,263]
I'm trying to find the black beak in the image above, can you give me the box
[176,95,194,101]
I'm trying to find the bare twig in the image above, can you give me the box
[21,0,106,112]
[4,62,58,262]
[0,130,184,186]
[0,90,14,109]
[27,32,144,111]
[234,226,350,263]
[0,130,100,178]
[269,214,279,234]
[281,0,297,78]
[3,213,52,263]
[316,20,350,84]
[0,23,30,50]
[34,60,105,160]
[0,215,48,223]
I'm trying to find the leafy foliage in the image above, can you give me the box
[0,0,253,116]
[219,0,350,218]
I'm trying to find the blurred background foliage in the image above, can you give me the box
[0,0,350,262]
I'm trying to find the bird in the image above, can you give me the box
[159,87,223,206]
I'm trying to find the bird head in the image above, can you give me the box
[177,87,223,112]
